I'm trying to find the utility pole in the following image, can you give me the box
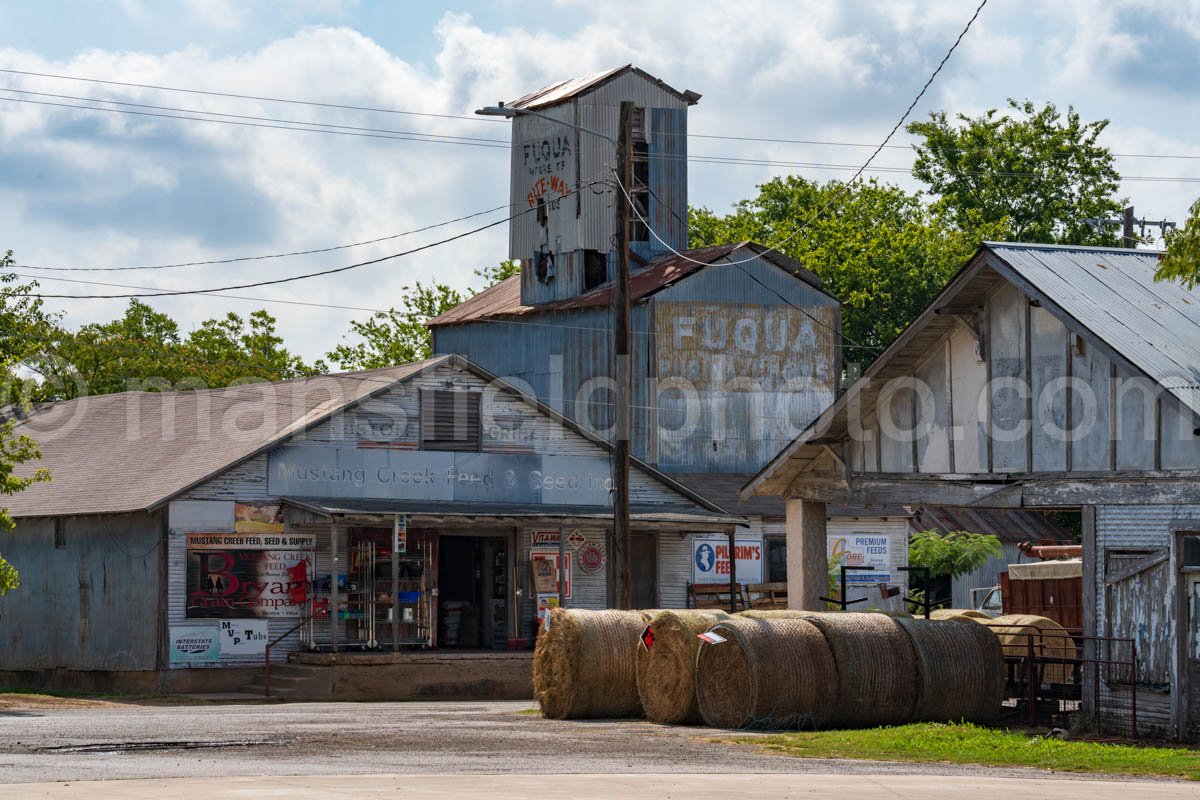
[1123,205,1136,249]
[613,100,633,610]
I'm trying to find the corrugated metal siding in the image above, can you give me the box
[951,541,1023,610]
[1095,504,1200,735]
[0,513,163,671]
[651,258,839,473]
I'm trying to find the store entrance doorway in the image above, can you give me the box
[437,535,510,649]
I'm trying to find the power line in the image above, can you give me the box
[6,90,1200,187]
[13,177,613,300]
[8,65,1200,162]
[619,0,993,270]
[0,67,505,125]
[0,86,508,145]
[13,201,514,272]
[0,94,508,149]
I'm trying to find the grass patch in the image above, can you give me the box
[516,707,541,716]
[743,723,1200,781]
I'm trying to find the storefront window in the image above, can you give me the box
[767,538,787,583]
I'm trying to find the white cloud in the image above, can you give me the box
[1,1,1198,364]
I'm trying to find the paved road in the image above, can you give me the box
[0,699,1191,792]
[4,773,1199,800]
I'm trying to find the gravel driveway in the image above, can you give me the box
[0,697,1180,784]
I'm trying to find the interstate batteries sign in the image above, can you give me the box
[268,446,614,506]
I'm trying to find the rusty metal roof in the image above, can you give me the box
[508,65,698,111]
[911,507,1073,543]
[428,242,826,327]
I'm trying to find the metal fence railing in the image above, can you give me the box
[983,622,1139,739]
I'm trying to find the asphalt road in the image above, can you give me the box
[0,698,1192,794]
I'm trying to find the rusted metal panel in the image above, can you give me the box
[1105,549,1171,686]
[0,512,162,671]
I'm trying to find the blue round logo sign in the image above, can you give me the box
[695,543,715,574]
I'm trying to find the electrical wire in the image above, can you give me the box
[6,65,1200,162]
[13,201,515,272]
[0,86,508,145]
[13,177,612,300]
[611,0,991,270]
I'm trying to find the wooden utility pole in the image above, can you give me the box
[613,100,633,610]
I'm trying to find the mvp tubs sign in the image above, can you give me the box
[691,536,764,585]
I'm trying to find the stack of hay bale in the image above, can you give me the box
[533,607,1006,730]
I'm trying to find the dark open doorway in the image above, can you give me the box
[437,534,509,649]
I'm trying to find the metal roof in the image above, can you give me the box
[910,507,1073,544]
[5,359,445,519]
[507,65,698,111]
[985,242,1200,416]
[742,241,1200,499]
[428,243,827,327]
[283,497,745,527]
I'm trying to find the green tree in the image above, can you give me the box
[690,177,994,359]
[326,261,519,371]
[0,251,52,595]
[1156,198,1200,288]
[184,309,319,385]
[908,529,1002,587]
[907,99,1122,245]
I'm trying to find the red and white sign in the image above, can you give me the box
[531,530,561,551]
[567,529,587,551]
[640,625,655,651]
[697,631,727,645]
[531,552,572,599]
[577,542,607,575]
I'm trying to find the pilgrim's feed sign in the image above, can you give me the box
[186,532,314,619]
[691,536,764,585]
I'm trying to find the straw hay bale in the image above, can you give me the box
[737,609,814,620]
[930,609,990,621]
[804,612,919,727]
[894,617,1004,723]
[987,614,1077,684]
[533,608,646,719]
[694,616,837,730]
[635,609,730,724]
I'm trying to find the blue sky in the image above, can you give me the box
[1,0,1198,361]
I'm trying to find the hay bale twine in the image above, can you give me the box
[533,608,646,719]
[930,609,990,621]
[894,617,1004,723]
[636,609,730,724]
[695,616,837,730]
[804,612,919,727]
[987,614,1077,684]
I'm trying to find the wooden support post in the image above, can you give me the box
[391,514,400,652]
[612,100,633,610]
[727,525,737,613]
[330,523,340,654]
[786,498,827,611]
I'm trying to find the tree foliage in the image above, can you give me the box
[325,261,519,371]
[690,177,996,359]
[908,530,1002,580]
[907,99,1122,245]
[1156,197,1200,288]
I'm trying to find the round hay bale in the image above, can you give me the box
[737,609,814,620]
[533,608,646,719]
[804,612,919,727]
[694,616,837,730]
[894,617,1004,723]
[636,609,730,724]
[987,614,1077,684]
[929,609,990,621]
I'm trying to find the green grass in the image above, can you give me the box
[742,723,1200,781]
[515,707,541,715]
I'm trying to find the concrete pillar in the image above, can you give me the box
[786,498,827,611]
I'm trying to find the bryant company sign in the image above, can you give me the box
[268,445,614,507]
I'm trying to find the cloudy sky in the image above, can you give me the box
[2,0,1198,362]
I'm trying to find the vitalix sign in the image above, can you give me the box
[268,445,615,507]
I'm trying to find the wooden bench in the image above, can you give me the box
[688,582,746,611]
[745,582,788,609]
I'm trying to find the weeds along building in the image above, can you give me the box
[0,356,740,696]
